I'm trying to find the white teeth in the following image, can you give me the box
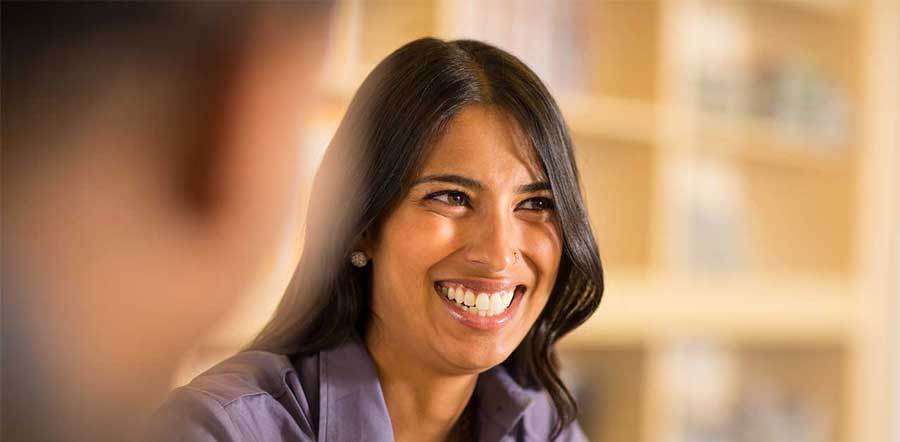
[475,293,490,312]
[440,284,520,317]
[489,293,503,315]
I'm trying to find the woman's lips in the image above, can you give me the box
[433,281,525,332]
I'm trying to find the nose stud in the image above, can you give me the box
[513,250,520,264]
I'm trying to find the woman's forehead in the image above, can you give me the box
[417,106,547,185]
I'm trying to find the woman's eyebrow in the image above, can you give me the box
[516,181,551,194]
[411,174,483,190]
[411,174,550,194]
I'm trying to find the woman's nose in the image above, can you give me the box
[463,209,516,273]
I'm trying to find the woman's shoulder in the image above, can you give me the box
[146,350,319,442]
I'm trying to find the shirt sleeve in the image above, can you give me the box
[144,388,243,442]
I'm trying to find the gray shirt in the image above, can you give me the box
[148,338,588,441]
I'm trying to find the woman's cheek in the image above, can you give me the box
[405,209,459,250]
[384,208,459,273]
[524,221,562,304]
[525,220,561,260]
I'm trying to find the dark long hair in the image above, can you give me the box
[250,38,604,439]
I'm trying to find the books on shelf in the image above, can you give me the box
[437,0,592,96]
[669,154,747,275]
[676,0,851,153]
[692,59,850,151]
[662,339,833,442]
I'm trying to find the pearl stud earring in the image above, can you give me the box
[350,251,368,268]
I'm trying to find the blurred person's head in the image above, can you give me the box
[2,2,332,440]
[251,38,604,438]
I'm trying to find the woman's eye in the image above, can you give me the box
[517,197,554,211]
[426,190,470,207]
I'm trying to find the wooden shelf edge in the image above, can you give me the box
[560,274,855,347]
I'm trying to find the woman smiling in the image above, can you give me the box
[149,38,604,442]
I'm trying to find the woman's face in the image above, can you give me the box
[366,105,563,374]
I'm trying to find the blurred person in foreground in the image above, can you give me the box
[2,2,333,441]
[149,38,604,442]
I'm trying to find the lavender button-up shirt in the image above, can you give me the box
[148,338,587,441]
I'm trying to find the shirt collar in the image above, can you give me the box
[318,337,395,442]
[475,365,539,442]
[318,338,539,442]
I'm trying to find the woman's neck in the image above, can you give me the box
[365,329,478,442]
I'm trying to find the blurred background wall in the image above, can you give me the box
[174,1,899,441]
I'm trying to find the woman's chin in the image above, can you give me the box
[436,341,515,374]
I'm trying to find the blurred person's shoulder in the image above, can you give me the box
[147,350,320,442]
